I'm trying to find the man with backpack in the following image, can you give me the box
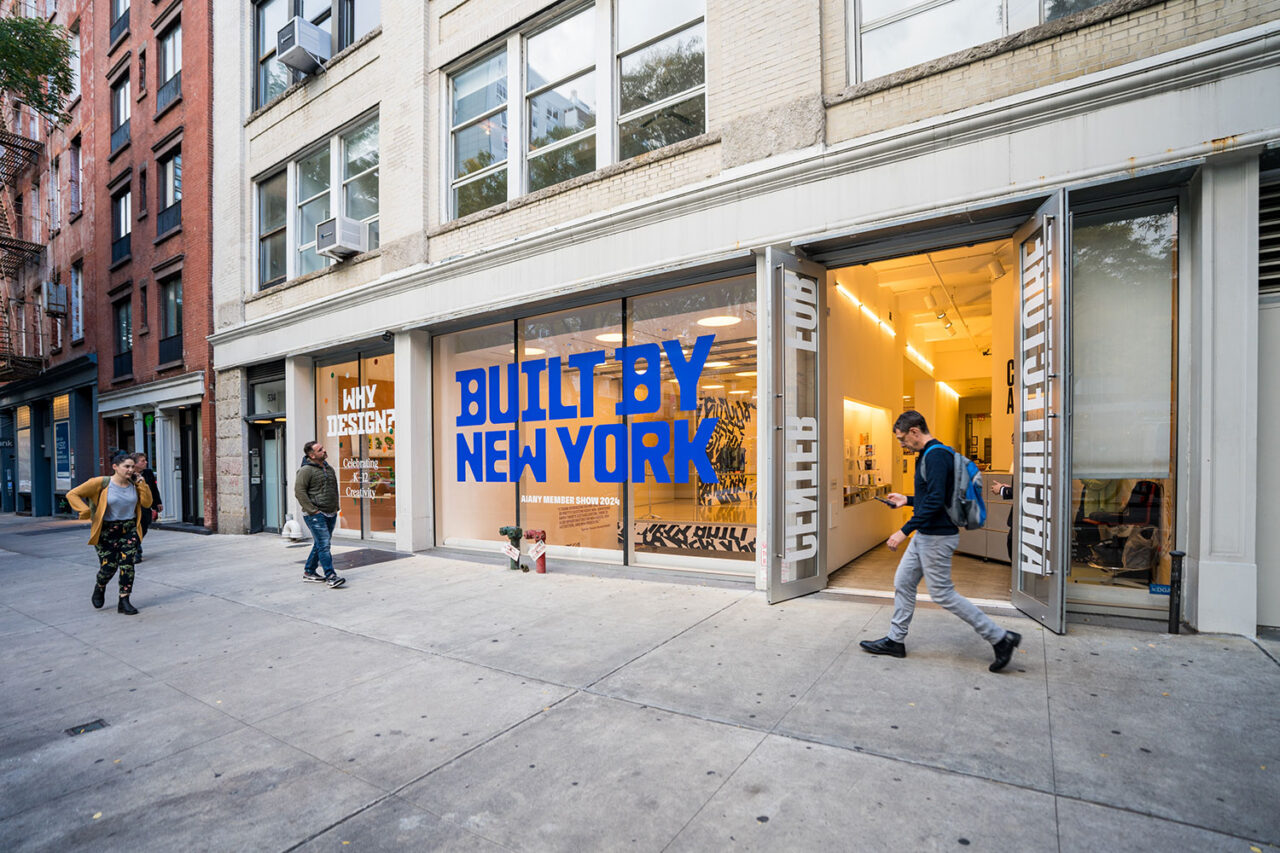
[860,411,1022,672]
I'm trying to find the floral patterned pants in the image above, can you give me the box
[95,520,139,596]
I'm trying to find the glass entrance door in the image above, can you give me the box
[1010,191,1070,633]
[765,248,828,604]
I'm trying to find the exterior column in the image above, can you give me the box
[132,409,146,452]
[285,355,316,536]
[152,410,176,521]
[394,330,433,552]
[1183,153,1260,635]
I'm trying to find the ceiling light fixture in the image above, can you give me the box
[595,332,624,343]
[697,316,741,327]
[735,371,757,377]
[905,344,934,373]
[703,384,724,389]
[986,258,1006,280]
[705,361,731,368]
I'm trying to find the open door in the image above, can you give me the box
[1010,191,1070,633]
[764,248,828,603]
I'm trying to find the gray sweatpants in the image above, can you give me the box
[889,532,1005,644]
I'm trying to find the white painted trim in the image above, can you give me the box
[98,371,206,414]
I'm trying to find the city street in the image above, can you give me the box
[1,514,1277,852]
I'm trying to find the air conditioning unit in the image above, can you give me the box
[42,281,67,317]
[277,17,330,75]
[316,216,367,260]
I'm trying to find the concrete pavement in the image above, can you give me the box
[1,513,1277,852]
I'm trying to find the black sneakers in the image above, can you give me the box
[303,572,325,583]
[325,575,346,589]
[859,637,907,658]
[990,631,1022,672]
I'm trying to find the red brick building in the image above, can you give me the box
[91,0,216,528]
[1,0,101,516]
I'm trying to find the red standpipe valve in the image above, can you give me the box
[524,529,547,574]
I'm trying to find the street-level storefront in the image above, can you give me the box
[0,356,98,516]
[97,371,208,526]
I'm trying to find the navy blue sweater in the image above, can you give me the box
[902,439,959,536]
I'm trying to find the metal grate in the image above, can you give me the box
[65,719,107,736]
[321,548,406,571]
[1262,179,1280,293]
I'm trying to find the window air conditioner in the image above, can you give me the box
[316,216,367,260]
[277,17,330,75]
[42,281,68,316]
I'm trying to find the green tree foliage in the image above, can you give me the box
[1044,0,1106,22]
[0,15,75,123]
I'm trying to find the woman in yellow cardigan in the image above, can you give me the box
[66,451,153,615]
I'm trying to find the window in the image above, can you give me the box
[849,0,1113,83]
[296,146,330,275]
[69,137,82,214]
[159,274,182,339]
[258,171,287,287]
[253,1,381,108]
[111,188,132,263]
[49,157,60,231]
[113,297,133,377]
[158,151,181,234]
[138,49,146,92]
[70,261,83,341]
[110,76,131,153]
[526,8,596,192]
[446,1,705,219]
[29,181,39,242]
[110,0,130,42]
[616,0,706,160]
[138,166,147,213]
[68,25,80,100]
[158,22,182,110]
[255,114,378,288]
[342,117,378,248]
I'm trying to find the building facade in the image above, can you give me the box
[92,0,216,527]
[212,0,1280,636]
[1,0,100,517]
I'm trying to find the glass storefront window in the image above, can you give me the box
[433,276,759,567]
[1068,203,1177,598]
[316,351,396,540]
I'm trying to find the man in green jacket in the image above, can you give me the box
[295,441,346,588]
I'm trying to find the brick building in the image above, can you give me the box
[1,0,99,516]
[211,0,1280,636]
[92,0,216,528]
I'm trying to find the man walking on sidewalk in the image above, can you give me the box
[130,452,161,561]
[294,441,346,589]
[860,411,1021,672]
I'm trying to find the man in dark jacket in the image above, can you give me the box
[294,441,346,588]
[130,452,162,561]
[859,411,1020,672]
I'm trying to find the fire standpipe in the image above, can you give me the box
[498,526,522,570]
[525,529,547,573]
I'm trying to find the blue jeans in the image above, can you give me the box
[302,512,337,577]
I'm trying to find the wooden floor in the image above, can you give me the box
[828,544,1012,601]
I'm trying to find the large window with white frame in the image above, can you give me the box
[446,0,705,220]
[253,0,382,109]
[255,114,379,290]
[848,0,1113,84]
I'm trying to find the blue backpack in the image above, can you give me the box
[921,444,988,530]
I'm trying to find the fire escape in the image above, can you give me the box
[0,88,46,381]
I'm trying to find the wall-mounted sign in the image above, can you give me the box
[781,269,820,577]
[54,421,71,491]
[1018,227,1052,576]
[452,334,721,484]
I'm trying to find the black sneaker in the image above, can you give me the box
[990,630,1022,672]
[859,637,906,658]
[325,575,346,589]
[303,572,325,583]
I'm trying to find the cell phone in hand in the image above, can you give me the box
[875,496,895,506]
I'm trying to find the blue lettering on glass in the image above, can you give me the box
[454,334,723,484]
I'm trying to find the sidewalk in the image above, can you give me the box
[1,514,1277,852]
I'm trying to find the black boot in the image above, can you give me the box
[92,583,106,609]
[990,630,1021,672]
[117,595,139,615]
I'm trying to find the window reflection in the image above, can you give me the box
[616,0,705,161]
[526,10,597,192]
[1068,205,1177,596]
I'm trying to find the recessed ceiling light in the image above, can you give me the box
[730,390,750,395]
[508,347,546,356]
[703,384,724,389]
[735,371,757,377]
[697,316,741,327]
[595,332,624,343]
[705,361,731,368]
[748,339,758,345]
